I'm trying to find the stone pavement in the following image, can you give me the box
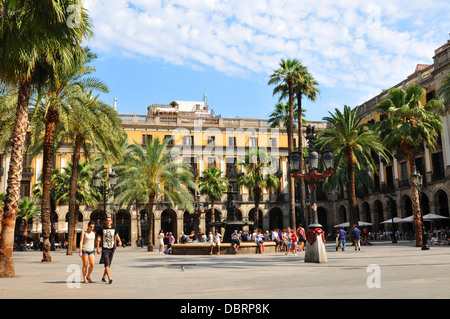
[1,240,450,300]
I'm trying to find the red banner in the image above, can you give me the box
[306,228,326,245]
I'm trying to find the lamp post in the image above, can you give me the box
[411,170,429,250]
[93,169,118,222]
[384,192,398,243]
[289,125,334,263]
[194,193,209,233]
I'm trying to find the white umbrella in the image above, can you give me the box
[399,214,450,223]
[334,221,372,228]
[381,217,404,224]
[399,215,414,223]
[423,213,450,221]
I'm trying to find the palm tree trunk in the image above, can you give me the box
[136,200,142,247]
[41,105,59,262]
[254,188,262,231]
[210,197,215,232]
[346,152,358,231]
[0,78,32,277]
[288,78,296,228]
[297,92,305,227]
[23,220,28,246]
[407,148,423,247]
[72,204,80,251]
[147,195,154,251]
[67,135,82,255]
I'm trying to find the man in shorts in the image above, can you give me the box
[210,230,223,255]
[97,217,122,284]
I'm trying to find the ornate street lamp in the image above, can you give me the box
[93,169,118,221]
[289,125,334,263]
[411,170,429,250]
[194,193,209,233]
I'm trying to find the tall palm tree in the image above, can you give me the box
[17,197,40,247]
[198,166,228,229]
[35,49,108,261]
[376,83,445,246]
[316,105,389,233]
[268,58,303,228]
[236,148,280,230]
[64,90,123,255]
[294,67,319,227]
[0,0,92,275]
[114,137,196,251]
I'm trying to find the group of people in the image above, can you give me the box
[173,225,309,256]
[335,224,363,251]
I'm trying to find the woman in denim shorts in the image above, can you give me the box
[79,221,97,284]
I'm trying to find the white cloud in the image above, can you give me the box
[83,0,449,101]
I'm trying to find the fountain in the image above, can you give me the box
[211,185,253,242]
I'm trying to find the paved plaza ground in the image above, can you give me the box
[1,240,449,302]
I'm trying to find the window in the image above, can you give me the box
[228,136,236,147]
[269,138,277,148]
[207,136,215,146]
[164,135,174,146]
[141,134,152,145]
[183,135,194,145]
[249,137,258,148]
[207,157,217,168]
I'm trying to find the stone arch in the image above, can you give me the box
[268,207,283,230]
[114,209,131,245]
[401,195,413,218]
[373,200,383,231]
[339,205,347,223]
[317,206,329,234]
[249,207,264,231]
[362,201,371,223]
[434,189,449,217]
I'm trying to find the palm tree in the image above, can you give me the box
[268,58,304,227]
[198,166,228,229]
[316,105,389,233]
[294,67,319,226]
[0,0,92,274]
[17,197,40,247]
[376,83,445,246]
[114,137,196,251]
[236,148,280,230]
[267,101,299,129]
[35,49,109,261]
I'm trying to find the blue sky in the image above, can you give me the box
[84,0,450,121]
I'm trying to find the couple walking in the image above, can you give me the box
[79,217,122,284]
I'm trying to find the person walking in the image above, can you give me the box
[97,217,122,284]
[157,230,165,255]
[79,221,97,284]
[296,224,306,252]
[352,224,361,251]
[338,227,346,251]
[166,232,175,254]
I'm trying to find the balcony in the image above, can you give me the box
[22,167,34,178]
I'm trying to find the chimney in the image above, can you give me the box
[113,98,117,110]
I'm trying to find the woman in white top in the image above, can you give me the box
[79,221,97,284]
[158,230,165,255]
